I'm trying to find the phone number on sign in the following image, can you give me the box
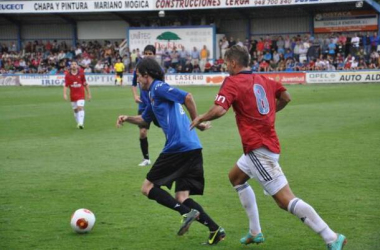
[254,0,292,5]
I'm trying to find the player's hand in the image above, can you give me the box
[116,115,127,128]
[63,95,68,101]
[190,116,210,131]
[134,96,142,103]
[197,121,211,131]
[87,94,92,101]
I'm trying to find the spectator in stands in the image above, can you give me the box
[362,32,372,60]
[256,38,264,53]
[183,59,193,73]
[272,50,280,64]
[179,46,189,68]
[94,60,104,73]
[263,51,271,61]
[199,45,209,72]
[204,61,212,73]
[328,39,336,59]
[122,54,130,73]
[171,47,180,69]
[357,58,367,70]
[220,36,229,59]
[277,36,285,54]
[350,33,360,56]
[190,47,200,67]
[228,36,236,48]
[193,60,201,73]
[268,59,278,71]
[75,45,82,57]
[370,32,379,53]
[251,60,259,72]
[258,60,269,72]
[298,43,308,64]
[284,49,293,60]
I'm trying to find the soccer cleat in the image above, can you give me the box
[240,232,265,245]
[207,227,226,245]
[177,209,200,236]
[327,234,347,250]
[138,159,151,167]
[77,124,84,129]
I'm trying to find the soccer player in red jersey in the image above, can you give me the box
[63,61,91,129]
[191,45,346,250]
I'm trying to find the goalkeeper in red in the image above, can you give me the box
[63,61,91,129]
[191,45,346,250]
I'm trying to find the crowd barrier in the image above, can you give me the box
[1,71,380,86]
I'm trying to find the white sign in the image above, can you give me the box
[18,74,127,86]
[128,26,215,59]
[314,10,379,33]
[14,73,227,86]
[306,71,380,84]
[0,0,358,13]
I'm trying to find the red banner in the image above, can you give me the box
[260,72,306,85]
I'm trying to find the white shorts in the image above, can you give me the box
[237,147,288,196]
[71,100,85,109]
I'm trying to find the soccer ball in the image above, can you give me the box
[70,208,96,233]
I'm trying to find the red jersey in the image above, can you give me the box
[65,71,87,101]
[215,71,286,154]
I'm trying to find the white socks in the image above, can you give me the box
[235,183,261,235]
[74,112,78,123]
[288,198,337,244]
[77,110,85,125]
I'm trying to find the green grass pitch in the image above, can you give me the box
[1,84,380,250]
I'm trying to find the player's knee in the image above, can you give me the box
[175,193,188,203]
[141,184,152,197]
[140,130,148,139]
[77,106,84,111]
[275,200,289,211]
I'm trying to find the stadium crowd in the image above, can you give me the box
[0,31,379,74]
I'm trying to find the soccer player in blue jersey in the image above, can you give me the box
[116,57,225,245]
[131,45,159,167]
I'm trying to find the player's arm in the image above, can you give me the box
[63,75,68,100]
[85,83,92,101]
[82,74,91,100]
[63,85,68,100]
[131,71,141,103]
[183,93,210,131]
[116,115,148,128]
[276,91,291,112]
[190,104,226,130]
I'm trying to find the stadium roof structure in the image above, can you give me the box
[0,0,379,26]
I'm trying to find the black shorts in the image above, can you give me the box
[147,149,204,195]
[137,110,160,129]
[116,72,123,78]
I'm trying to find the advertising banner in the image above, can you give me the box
[9,73,227,86]
[306,71,380,84]
[128,26,215,58]
[0,75,21,86]
[314,11,378,33]
[2,71,379,87]
[260,72,306,85]
[0,0,358,13]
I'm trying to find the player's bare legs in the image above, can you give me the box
[138,128,150,166]
[229,164,263,243]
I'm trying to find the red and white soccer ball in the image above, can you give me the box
[70,208,96,233]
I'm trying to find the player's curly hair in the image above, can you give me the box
[224,45,249,67]
[137,57,164,81]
